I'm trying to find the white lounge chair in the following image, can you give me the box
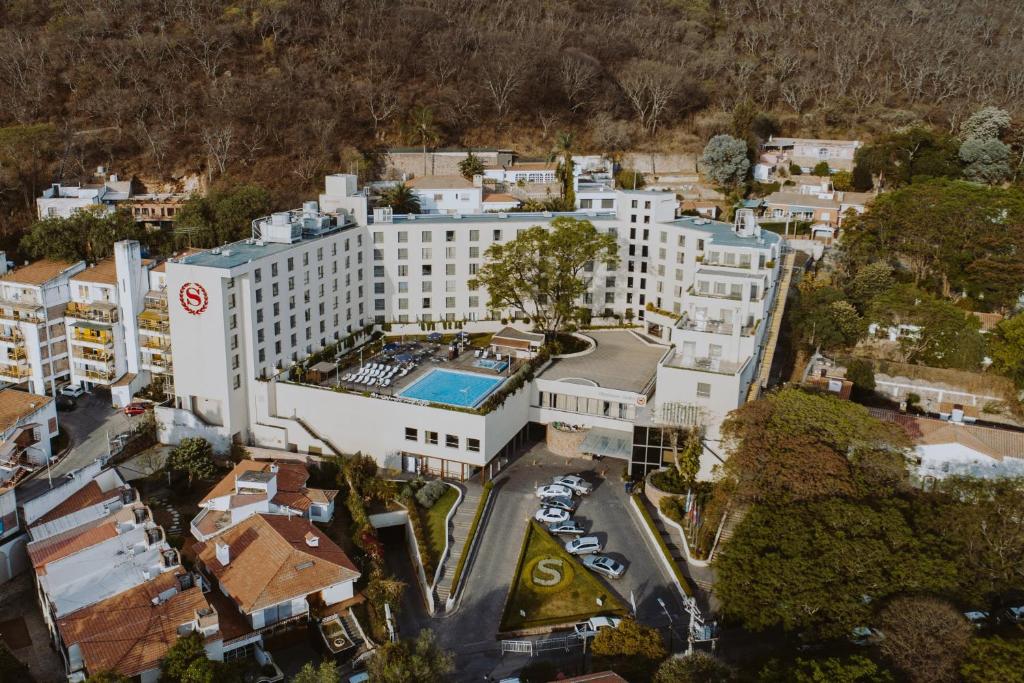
[399,368,409,377]
[474,349,482,358]
[381,379,391,388]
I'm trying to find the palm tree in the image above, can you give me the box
[409,105,439,177]
[549,131,576,208]
[379,183,421,214]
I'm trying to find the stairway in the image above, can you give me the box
[339,609,366,649]
[708,505,747,561]
[432,483,482,611]
[292,415,345,457]
[746,250,796,403]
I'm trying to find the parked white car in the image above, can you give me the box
[553,475,593,495]
[564,536,602,555]
[1005,605,1024,623]
[536,484,574,499]
[60,384,85,398]
[573,616,621,637]
[582,554,625,579]
[964,610,989,629]
[535,508,570,524]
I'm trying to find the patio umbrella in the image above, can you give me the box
[383,342,400,353]
[427,332,443,342]
[395,353,414,362]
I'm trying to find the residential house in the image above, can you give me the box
[680,200,720,219]
[193,514,360,654]
[56,568,220,683]
[759,137,862,175]
[870,408,1024,480]
[190,460,338,542]
[405,175,483,214]
[762,189,872,228]
[37,174,187,230]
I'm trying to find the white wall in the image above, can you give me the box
[322,579,354,605]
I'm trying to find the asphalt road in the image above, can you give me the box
[50,389,134,477]
[419,444,687,681]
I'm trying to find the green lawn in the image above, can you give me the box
[424,486,459,560]
[499,521,626,633]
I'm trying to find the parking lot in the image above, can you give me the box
[428,442,688,680]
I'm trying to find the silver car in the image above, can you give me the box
[553,475,593,495]
[564,536,602,555]
[542,495,576,512]
[582,554,625,579]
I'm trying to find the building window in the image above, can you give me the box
[445,434,459,448]
[405,427,418,441]
[467,438,480,452]
[697,382,711,398]
[426,431,438,445]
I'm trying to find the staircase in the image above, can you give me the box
[292,415,345,457]
[708,505,747,561]
[432,482,482,610]
[746,250,796,403]
[339,609,367,649]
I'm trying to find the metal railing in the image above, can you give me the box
[71,330,113,346]
[65,303,118,324]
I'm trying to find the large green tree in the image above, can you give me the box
[378,183,420,214]
[700,134,750,190]
[167,437,217,487]
[655,652,734,682]
[989,312,1024,387]
[175,183,272,249]
[471,216,618,338]
[291,660,340,683]
[841,180,1024,309]
[760,655,893,683]
[715,498,958,638]
[720,388,909,504]
[159,633,240,683]
[961,636,1024,683]
[457,152,485,181]
[20,207,147,262]
[366,630,453,683]
[852,127,960,188]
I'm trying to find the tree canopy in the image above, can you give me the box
[167,437,217,486]
[20,207,147,263]
[700,134,750,189]
[471,216,618,337]
[175,183,272,249]
[841,180,1024,309]
[378,183,420,214]
[366,630,453,683]
[877,596,971,683]
[852,127,961,188]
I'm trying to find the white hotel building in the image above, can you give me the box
[156,174,785,479]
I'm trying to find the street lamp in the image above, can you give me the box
[658,598,675,652]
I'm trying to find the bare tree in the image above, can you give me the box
[879,596,971,683]
[559,51,599,112]
[617,59,680,136]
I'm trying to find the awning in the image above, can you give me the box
[579,427,633,460]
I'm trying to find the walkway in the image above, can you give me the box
[644,499,717,613]
[747,249,796,402]
[433,480,482,609]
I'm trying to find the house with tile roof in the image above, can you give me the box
[190,460,337,541]
[193,514,360,649]
[56,568,220,683]
[870,407,1024,480]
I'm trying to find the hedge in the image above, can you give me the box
[632,493,693,597]
[449,480,494,595]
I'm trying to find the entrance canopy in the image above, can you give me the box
[579,427,632,460]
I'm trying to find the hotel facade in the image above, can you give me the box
[156,174,785,479]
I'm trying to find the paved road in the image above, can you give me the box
[421,444,687,681]
[50,390,136,477]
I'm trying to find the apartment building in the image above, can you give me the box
[37,174,187,229]
[153,174,783,481]
[0,260,86,395]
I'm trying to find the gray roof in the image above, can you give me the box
[380,210,618,224]
[580,427,633,459]
[672,215,781,249]
[180,221,358,270]
[538,330,666,393]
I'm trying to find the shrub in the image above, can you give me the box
[812,161,831,176]
[845,358,876,394]
[415,480,448,508]
[650,467,689,493]
[789,162,803,175]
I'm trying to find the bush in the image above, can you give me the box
[812,161,831,176]
[650,467,689,493]
[789,162,803,175]
[415,480,448,508]
[845,358,876,394]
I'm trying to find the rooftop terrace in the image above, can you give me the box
[538,330,667,394]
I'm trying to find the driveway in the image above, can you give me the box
[428,444,687,680]
[0,573,64,682]
[50,389,136,477]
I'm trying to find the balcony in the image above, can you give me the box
[662,350,747,375]
[0,330,22,344]
[144,292,168,310]
[0,304,42,325]
[82,367,115,383]
[0,365,31,381]
[688,286,743,301]
[71,326,113,348]
[143,353,172,373]
[65,301,118,325]
[676,315,760,337]
[138,309,169,334]
[72,347,113,363]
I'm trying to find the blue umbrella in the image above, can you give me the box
[427,332,443,342]
[395,353,414,362]
[383,342,400,353]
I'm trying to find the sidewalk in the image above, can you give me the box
[432,479,483,609]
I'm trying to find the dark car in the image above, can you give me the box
[55,395,77,412]
[547,519,586,536]
[542,495,576,513]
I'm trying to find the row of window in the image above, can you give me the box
[404,427,481,452]
[537,391,638,421]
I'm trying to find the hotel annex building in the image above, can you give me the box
[156,174,784,480]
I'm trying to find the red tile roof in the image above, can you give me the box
[57,569,215,678]
[194,514,358,614]
[27,520,119,572]
[199,460,336,514]
[31,482,114,527]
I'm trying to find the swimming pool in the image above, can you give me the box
[474,358,509,372]
[398,368,504,408]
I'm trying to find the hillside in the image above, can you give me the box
[1,0,1022,239]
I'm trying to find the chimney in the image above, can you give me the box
[304,531,319,548]
[215,541,230,566]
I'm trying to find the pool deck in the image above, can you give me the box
[319,341,522,404]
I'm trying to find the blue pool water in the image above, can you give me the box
[398,369,504,407]
[474,358,510,372]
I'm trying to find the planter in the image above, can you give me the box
[644,468,683,510]
[546,423,589,457]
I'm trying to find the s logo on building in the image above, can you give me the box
[179,282,209,316]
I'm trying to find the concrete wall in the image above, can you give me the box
[621,152,699,175]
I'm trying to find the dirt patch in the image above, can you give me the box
[0,617,31,650]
